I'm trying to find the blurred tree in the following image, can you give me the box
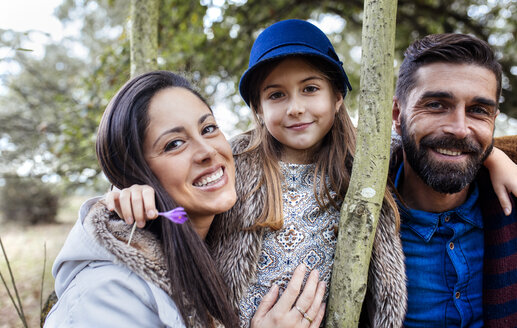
[0,0,515,191]
[130,0,158,76]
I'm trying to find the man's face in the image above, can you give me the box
[393,63,499,194]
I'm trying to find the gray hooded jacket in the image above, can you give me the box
[44,197,185,328]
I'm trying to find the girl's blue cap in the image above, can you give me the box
[238,19,352,106]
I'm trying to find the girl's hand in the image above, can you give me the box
[250,264,326,328]
[485,147,517,215]
[106,184,158,228]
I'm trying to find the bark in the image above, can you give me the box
[325,0,398,327]
[130,0,159,77]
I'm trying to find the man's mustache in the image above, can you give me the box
[419,135,482,154]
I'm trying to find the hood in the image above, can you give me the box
[52,196,113,297]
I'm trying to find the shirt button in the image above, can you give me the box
[444,216,450,222]
[455,292,461,299]
[449,242,454,250]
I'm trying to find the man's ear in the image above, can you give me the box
[392,96,402,135]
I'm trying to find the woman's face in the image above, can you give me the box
[143,87,236,224]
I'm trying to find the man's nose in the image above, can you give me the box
[443,107,468,139]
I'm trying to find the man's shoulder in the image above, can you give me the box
[494,135,517,163]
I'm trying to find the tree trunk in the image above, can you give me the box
[130,0,159,77]
[325,0,398,327]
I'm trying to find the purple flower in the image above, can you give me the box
[158,207,188,224]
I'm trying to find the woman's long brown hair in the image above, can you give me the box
[96,71,239,327]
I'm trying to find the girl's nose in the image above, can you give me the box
[286,96,305,116]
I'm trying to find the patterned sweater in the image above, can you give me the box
[239,162,339,326]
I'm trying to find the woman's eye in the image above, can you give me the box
[164,139,184,152]
[202,124,219,134]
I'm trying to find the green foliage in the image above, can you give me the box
[0,0,515,193]
[0,175,59,225]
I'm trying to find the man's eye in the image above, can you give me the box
[426,101,443,109]
[202,124,219,134]
[469,106,490,115]
[164,139,184,152]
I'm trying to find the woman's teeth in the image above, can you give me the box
[436,148,462,156]
[194,168,223,187]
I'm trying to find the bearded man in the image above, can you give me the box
[391,33,517,328]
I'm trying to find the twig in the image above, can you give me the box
[40,241,47,316]
[0,236,28,328]
[0,269,22,319]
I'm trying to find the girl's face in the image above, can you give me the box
[143,87,236,227]
[259,57,343,163]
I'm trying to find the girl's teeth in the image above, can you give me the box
[194,168,223,187]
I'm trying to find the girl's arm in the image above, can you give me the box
[484,147,517,215]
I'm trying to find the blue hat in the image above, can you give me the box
[239,19,352,107]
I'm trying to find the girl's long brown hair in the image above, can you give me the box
[243,56,399,230]
[96,71,239,327]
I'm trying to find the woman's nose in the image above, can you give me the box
[193,139,217,163]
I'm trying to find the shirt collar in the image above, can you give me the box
[394,162,483,242]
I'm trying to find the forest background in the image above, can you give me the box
[1,0,516,327]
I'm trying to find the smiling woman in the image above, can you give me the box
[43,71,239,328]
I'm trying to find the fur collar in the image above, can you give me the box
[208,132,407,327]
[83,200,171,294]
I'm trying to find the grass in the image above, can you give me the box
[0,195,93,328]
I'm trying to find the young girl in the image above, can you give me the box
[109,20,517,327]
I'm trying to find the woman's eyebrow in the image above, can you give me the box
[153,126,184,148]
[199,113,213,124]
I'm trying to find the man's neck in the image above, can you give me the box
[399,159,469,213]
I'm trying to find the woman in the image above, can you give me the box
[44,71,324,327]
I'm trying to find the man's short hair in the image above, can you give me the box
[395,33,502,107]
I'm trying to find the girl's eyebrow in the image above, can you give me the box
[152,113,214,148]
[262,76,324,92]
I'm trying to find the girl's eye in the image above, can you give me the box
[304,85,319,93]
[164,139,184,152]
[202,124,219,135]
[268,91,284,100]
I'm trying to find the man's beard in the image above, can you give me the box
[400,116,493,194]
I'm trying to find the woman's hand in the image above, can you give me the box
[251,264,326,328]
[106,185,158,228]
[484,147,517,215]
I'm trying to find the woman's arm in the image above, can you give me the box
[250,264,326,328]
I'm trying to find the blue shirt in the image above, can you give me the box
[395,163,484,328]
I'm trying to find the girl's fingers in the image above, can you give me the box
[494,184,512,216]
[141,186,158,220]
[274,264,306,310]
